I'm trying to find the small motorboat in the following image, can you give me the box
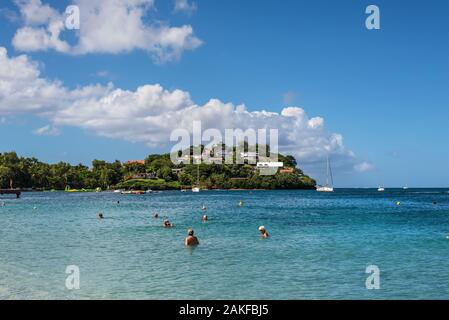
[121,190,145,195]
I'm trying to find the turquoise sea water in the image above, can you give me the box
[1,189,449,300]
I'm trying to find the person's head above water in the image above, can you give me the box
[259,226,269,237]
[202,215,208,221]
[188,229,194,236]
[98,213,104,219]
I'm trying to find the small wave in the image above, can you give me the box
[410,192,443,194]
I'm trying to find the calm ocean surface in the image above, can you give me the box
[1,189,449,300]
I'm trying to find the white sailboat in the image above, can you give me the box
[378,185,385,192]
[192,162,200,193]
[316,156,334,192]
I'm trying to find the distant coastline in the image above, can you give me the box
[0,148,316,191]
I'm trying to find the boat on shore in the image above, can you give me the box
[64,186,102,193]
[121,190,145,195]
[65,186,88,193]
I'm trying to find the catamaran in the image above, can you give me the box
[316,155,334,192]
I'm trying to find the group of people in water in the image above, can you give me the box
[97,201,270,246]
[152,203,269,246]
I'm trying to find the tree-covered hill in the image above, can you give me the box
[0,149,316,190]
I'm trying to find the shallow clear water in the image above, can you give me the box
[1,189,449,300]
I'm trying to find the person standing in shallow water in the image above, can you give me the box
[185,229,199,246]
[259,226,269,238]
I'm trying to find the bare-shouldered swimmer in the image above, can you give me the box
[185,229,199,246]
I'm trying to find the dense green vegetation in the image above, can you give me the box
[0,148,316,190]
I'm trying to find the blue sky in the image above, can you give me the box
[0,0,448,187]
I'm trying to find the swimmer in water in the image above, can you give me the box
[258,226,270,238]
[202,204,207,211]
[163,219,173,228]
[98,213,104,219]
[202,215,208,222]
[185,229,199,246]
[154,213,159,218]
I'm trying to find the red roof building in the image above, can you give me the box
[125,160,145,165]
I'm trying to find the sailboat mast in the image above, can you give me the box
[197,162,200,186]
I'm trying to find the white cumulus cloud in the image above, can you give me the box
[0,47,365,172]
[12,0,202,62]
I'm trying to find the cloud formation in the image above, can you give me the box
[12,0,202,62]
[354,161,374,172]
[33,124,60,136]
[0,47,367,171]
[174,0,197,14]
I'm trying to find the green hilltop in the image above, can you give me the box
[0,147,316,191]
